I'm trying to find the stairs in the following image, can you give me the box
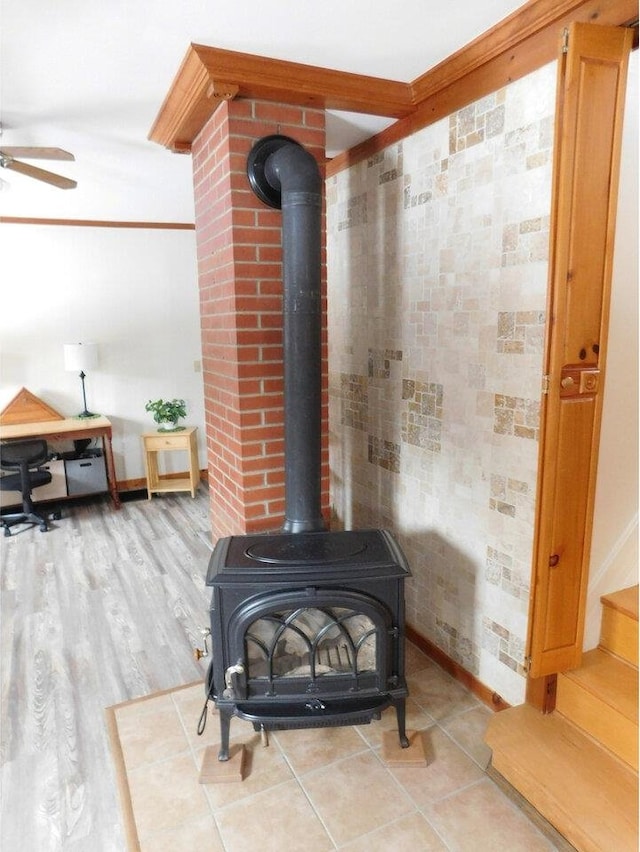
[485,585,638,852]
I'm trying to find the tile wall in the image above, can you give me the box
[326,62,557,705]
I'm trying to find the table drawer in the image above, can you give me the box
[144,435,190,451]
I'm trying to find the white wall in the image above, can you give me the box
[584,50,639,650]
[0,223,205,484]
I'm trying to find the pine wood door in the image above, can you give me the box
[526,22,634,685]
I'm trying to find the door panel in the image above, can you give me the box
[526,22,633,683]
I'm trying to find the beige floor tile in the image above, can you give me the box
[300,750,414,845]
[173,686,222,752]
[405,641,435,675]
[357,697,434,748]
[441,704,493,768]
[340,810,447,851]
[272,723,368,775]
[139,813,224,851]
[200,733,294,809]
[391,725,485,806]
[215,778,333,851]
[128,751,211,838]
[408,664,479,721]
[116,699,190,770]
[171,682,210,725]
[116,691,175,719]
[424,778,558,851]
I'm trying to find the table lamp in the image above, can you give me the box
[64,342,99,418]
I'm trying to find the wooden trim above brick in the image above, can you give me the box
[149,0,637,155]
[149,44,413,150]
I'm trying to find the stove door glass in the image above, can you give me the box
[245,606,376,680]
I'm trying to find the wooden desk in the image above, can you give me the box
[0,415,121,509]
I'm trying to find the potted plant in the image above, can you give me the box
[145,398,187,432]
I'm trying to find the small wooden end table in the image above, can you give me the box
[142,426,200,499]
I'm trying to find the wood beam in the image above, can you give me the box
[149,0,638,155]
[149,47,239,151]
[328,0,638,175]
[411,0,638,104]
[149,44,413,150]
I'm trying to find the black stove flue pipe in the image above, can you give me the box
[247,135,326,534]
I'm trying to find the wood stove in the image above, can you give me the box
[205,528,410,759]
[202,135,411,760]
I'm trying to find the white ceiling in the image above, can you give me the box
[0,0,526,220]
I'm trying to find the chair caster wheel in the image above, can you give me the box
[3,528,11,537]
[39,524,48,533]
[52,511,61,520]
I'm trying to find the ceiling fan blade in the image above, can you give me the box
[2,158,77,189]
[0,146,75,161]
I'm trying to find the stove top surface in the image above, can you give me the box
[206,528,411,584]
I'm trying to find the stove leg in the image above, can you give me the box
[218,708,232,761]
[395,698,410,748]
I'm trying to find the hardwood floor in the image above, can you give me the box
[0,489,214,851]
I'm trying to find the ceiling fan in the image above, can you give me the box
[0,147,77,189]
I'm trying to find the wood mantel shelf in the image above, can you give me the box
[148,0,638,157]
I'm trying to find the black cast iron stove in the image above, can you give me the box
[204,135,411,761]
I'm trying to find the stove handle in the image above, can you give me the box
[223,662,246,699]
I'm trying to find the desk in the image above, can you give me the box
[142,426,199,498]
[0,415,121,509]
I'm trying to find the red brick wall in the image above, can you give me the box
[191,98,328,540]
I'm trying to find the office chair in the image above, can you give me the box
[0,439,61,536]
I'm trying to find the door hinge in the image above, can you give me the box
[562,28,569,54]
[523,655,532,674]
[541,375,550,395]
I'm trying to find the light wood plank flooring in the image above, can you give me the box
[1,490,214,851]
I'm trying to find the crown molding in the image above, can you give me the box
[149,44,413,150]
[149,0,638,155]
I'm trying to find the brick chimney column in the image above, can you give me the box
[191,99,328,540]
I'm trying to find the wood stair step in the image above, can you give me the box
[556,648,638,770]
[600,585,639,667]
[485,703,638,852]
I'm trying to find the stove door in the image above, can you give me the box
[228,588,394,699]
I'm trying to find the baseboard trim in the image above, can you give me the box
[117,470,208,494]
[406,624,510,712]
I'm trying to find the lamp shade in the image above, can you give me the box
[64,342,98,372]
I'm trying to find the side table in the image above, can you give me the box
[142,426,200,499]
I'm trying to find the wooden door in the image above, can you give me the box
[526,22,633,688]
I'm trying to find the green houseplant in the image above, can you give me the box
[145,398,187,432]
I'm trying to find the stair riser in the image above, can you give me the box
[487,704,639,852]
[556,675,638,770]
[600,606,638,667]
[490,751,604,852]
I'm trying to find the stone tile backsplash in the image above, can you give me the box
[327,62,557,705]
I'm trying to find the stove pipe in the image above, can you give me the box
[247,135,326,534]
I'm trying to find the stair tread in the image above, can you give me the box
[601,585,639,621]
[486,704,638,852]
[563,648,638,723]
